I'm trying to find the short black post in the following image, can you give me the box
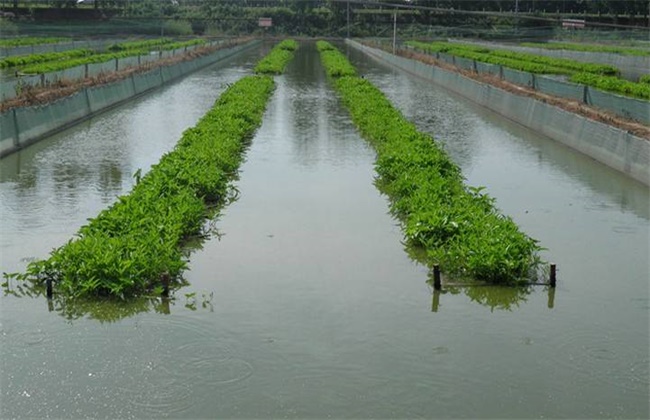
[433,265,441,291]
[161,272,169,297]
[46,277,53,299]
[550,264,557,288]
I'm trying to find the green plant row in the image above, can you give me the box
[18,40,207,74]
[9,44,292,297]
[107,38,205,52]
[316,40,356,78]
[254,39,298,74]
[0,37,70,48]
[570,72,650,100]
[406,41,618,76]
[520,42,650,57]
[406,40,650,100]
[639,75,650,85]
[107,38,174,51]
[20,49,149,74]
[0,48,93,69]
[319,41,543,285]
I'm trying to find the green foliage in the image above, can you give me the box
[254,39,299,75]
[18,39,205,74]
[570,72,650,100]
[406,41,619,76]
[521,42,650,57]
[0,37,70,48]
[20,49,149,74]
[277,39,299,51]
[639,75,650,85]
[316,41,357,78]
[0,49,93,69]
[319,42,544,285]
[107,38,173,52]
[10,72,279,298]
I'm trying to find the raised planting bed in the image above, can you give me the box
[317,40,545,285]
[254,39,299,75]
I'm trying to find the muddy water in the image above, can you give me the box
[0,42,648,418]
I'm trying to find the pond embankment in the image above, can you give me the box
[0,39,261,158]
[347,40,649,187]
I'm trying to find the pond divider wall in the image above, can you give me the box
[409,47,650,125]
[1,42,215,101]
[447,39,650,81]
[348,40,650,187]
[0,40,261,158]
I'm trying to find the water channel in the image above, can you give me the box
[1,41,648,418]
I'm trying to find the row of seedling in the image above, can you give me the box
[519,41,650,57]
[0,37,70,48]
[8,41,298,299]
[1,38,207,73]
[18,39,208,75]
[406,40,650,100]
[254,39,299,75]
[317,40,544,285]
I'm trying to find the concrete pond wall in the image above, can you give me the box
[0,40,261,158]
[348,40,650,187]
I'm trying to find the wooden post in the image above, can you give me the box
[550,263,557,287]
[433,265,441,290]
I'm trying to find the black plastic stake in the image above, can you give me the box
[550,264,557,288]
[433,265,441,291]
[46,278,53,299]
[161,273,169,297]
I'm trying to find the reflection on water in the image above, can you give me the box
[1,275,220,322]
[430,285,541,312]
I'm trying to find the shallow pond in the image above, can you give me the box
[1,41,648,418]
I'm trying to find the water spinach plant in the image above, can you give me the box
[8,42,298,299]
[18,39,208,75]
[0,37,70,48]
[318,41,544,285]
[0,49,94,69]
[254,39,299,75]
[406,40,650,100]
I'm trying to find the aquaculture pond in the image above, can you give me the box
[1,41,648,418]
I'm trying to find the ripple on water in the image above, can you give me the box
[553,329,648,393]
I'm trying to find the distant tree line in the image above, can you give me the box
[2,0,648,36]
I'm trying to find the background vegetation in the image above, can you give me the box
[1,0,648,38]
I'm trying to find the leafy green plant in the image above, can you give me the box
[18,39,207,74]
[319,41,544,285]
[0,37,70,48]
[317,40,357,78]
[520,42,650,57]
[570,72,650,100]
[406,41,619,76]
[0,49,94,69]
[254,39,299,74]
[639,74,650,85]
